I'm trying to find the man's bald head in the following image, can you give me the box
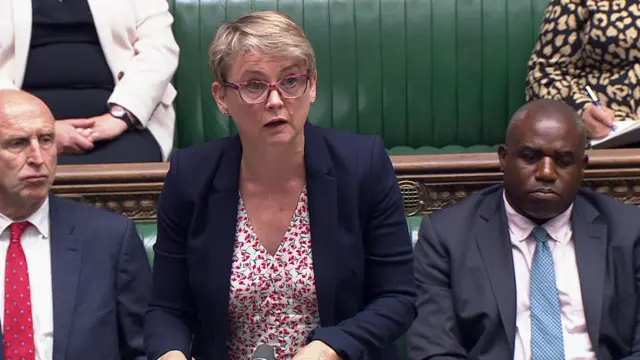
[0,90,54,125]
[0,90,57,220]
[506,99,587,150]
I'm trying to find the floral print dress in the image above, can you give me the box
[226,187,321,360]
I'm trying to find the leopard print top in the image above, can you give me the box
[525,0,640,122]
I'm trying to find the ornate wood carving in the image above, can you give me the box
[52,149,640,220]
[53,163,165,222]
[393,149,640,215]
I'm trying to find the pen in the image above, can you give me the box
[585,85,616,131]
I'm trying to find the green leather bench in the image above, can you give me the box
[135,0,552,356]
[145,0,557,258]
[137,222,158,264]
[167,0,552,155]
[160,0,553,251]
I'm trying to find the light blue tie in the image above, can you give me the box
[530,226,565,360]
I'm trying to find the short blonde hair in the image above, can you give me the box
[208,11,317,82]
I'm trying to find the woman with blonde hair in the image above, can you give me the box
[144,10,417,360]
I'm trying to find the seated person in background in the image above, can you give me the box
[525,0,640,141]
[408,99,640,360]
[0,90,151,359]
[0,0,179,164]
[144,10,417,360]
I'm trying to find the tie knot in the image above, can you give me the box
[9,221,31,244]
[531,226,549,244]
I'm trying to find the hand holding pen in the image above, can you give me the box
[582,85,616,139]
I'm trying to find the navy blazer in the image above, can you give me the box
[145,123,417,360]
[408,185,640,360]
[0,195,151,360]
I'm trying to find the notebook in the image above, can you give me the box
[590,120,640,149]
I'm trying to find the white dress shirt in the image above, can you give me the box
[0,199,53,360]
[503,192,596,360]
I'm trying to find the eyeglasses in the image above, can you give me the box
[223,71,311,104]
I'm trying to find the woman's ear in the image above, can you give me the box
[309,70,318,104]
[212,82,229,115]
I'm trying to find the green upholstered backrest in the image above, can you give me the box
[136,222,157,265]
[406,216,422,248]
[168,0,552,152]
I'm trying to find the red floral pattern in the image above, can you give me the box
[227,187,320,360]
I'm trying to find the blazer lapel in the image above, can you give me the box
[86,0,123,82]
[304,123,338,326]
[572,196,606,351]
[190,138,241,356]
[48,196,83,360]
[475,190,517,352]
[10,0,32,87]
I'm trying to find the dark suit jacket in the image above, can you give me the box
[145,122,417,360]
[407,185,640,360]
[0,195,151,360]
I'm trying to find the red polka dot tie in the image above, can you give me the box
[4,222,35,360]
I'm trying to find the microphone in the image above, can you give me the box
[251,344,276,360]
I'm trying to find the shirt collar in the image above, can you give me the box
[0,198,50,239]
[502,191,573,244]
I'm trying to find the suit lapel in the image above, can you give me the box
[475,190,517,352]
[304,123,338,326]
[48,196,83,360]
[572,196,606,351]
[10,0,32,87]
[191,138,241,355]
[86,0,122,82]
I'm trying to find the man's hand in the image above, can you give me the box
[582,103,616,139]
[292,341,341,360]
[87,113,129,142]
[55,119,95,155]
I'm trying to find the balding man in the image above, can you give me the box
[0,90,150,360]
[407,99,640,360]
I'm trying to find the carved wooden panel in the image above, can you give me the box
[57,193,160,222]
[52,149,640,220]
[53,162,165,222]
[393,149,640,215]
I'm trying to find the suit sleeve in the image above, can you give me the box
[145,153,198,359]
[525,0,592,115]
[621,230,640,359]
[116,218,152,360]
[310,136,417,360]
[406,216,468,360]
[107,0,179,126]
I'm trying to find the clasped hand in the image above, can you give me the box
[55,113,128,155]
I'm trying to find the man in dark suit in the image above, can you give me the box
[0,90,151,360]
[408,99,640,360]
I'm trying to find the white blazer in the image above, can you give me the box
[0,0,179,160]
